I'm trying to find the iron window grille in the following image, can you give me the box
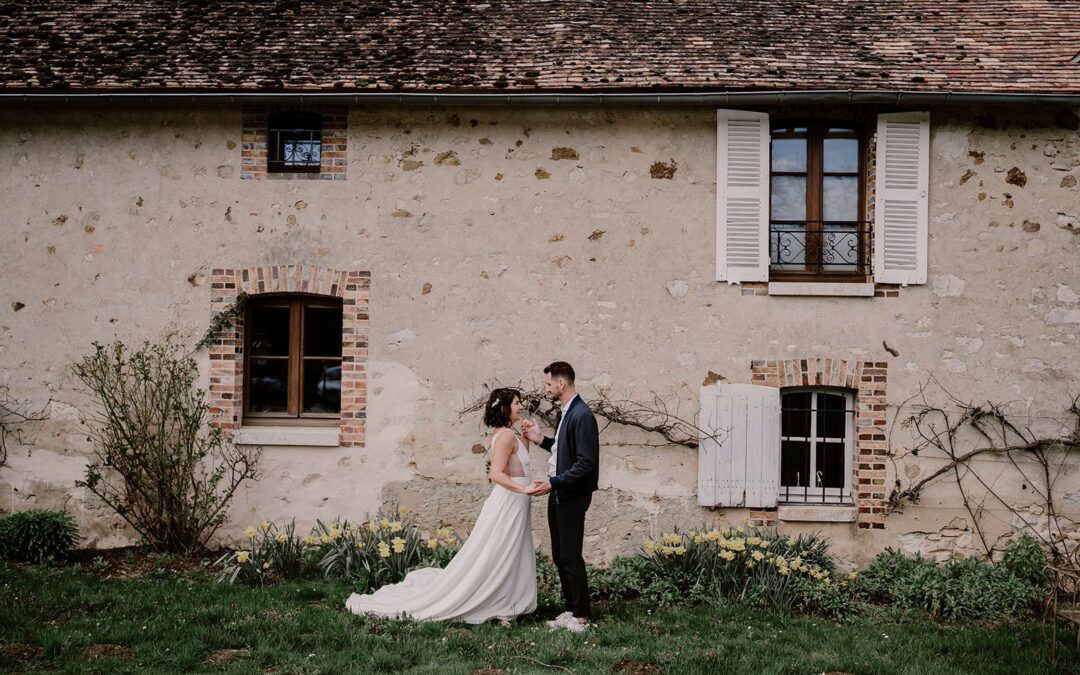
[770,221,872,276]
[268,111,322,173]
[779,389,855,504]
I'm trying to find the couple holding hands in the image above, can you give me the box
[346,361,600,632]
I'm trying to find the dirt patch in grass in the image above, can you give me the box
[0,643,42,663]
[207,648,252,665]
[67,547,222,580]
[84,644,134,660]
[611,660,659,674]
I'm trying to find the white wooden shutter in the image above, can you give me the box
[874,112,930,285]
[716,110,770,284]
[698,383,780,508]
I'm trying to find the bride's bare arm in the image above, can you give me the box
[489,433,527,494]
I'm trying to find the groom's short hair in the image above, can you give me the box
[544,361,575,385]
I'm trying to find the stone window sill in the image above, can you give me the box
[768,282,875,297]
[777,504,857,523]
[233,426,340,447]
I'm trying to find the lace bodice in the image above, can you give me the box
[491,429,530,480]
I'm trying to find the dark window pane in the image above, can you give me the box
[824,130,859,173]
[249,305,290,356]
[771,131,807,172]
[248,359,288,412]
[823,176,859,222]
[816,393,847,439]
[781,440,810,487]
[303,360,341,413]
[283,136,321,167]
[781,392,812,437]
[816,442,846,488]
[771,175,806,221]
[305,305,343,357]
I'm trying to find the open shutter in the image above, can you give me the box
[716,110,770,284]
[874,112,930,285]
[699,383,780,508]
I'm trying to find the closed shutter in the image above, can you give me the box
[716,110,771,283]
[874,112,930,285]
[699,383,781,508]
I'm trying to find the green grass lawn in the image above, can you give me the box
[1,561,1076,674]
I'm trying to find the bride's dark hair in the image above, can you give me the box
[483,387,521,428]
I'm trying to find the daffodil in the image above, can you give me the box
[390,521,403,533]
[320,535,330,545]
[746,537,761,546]
[329,528,341,540]
[673,546,686,555]
[642,540,658,554]
[661,546,674,556]
[786,537,797,547]
[276,533,287,544]
[392,537,406,553]
[262,562,270,570]
[236,551,250,563]
[719,550,736,561]
[380,518,390,529]
[378,541,391,558]
[366,521,378,533]
[398,505,408,516]
[751,551,764,562]
[427,538,439,550]
[302,535,317,546]
[847,571,858,581]
[261,520,271,531]
[245,526,257,539]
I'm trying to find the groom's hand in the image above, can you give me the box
[526,479,552,496]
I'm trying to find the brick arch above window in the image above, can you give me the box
[208,266,369,447]
[750,358,888,529]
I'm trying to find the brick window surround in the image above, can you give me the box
[750,358,888,529]
[241,105,348,180]
[208,266,369,447]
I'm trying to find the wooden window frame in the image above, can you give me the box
[769,120,868,283]
[778,388,854,504]
[267,111,323,174]
[242,294,342,426]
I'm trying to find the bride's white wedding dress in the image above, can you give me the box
[345,429,537,623]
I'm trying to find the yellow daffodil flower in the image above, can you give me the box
[390,521,403,533]
[427,539,439,550]
[236,551,250,563]
[276,533,287,544]
[245,526,257,539]
[392,537,406,553]
[378,541,391,558]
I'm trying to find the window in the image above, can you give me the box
[770,122,867,279]
[716,110,929,288]
[779,389,853,503]
[244,295,343,424]
[267,111,322,173]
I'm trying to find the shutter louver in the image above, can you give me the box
[699,383,780,508]
[874,112,930,285]
[716,110,770,283]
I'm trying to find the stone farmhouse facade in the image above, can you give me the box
[1,1,1079,565]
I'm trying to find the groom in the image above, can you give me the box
[522,361,600,630]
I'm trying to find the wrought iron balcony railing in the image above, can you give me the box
[769,221,871,276]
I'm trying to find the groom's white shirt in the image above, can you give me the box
[549,394,579,479]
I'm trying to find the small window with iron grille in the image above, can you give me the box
[779,389,854,503]
[770,121,868,280]
[268,111,322,173]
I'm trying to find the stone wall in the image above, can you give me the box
[0,103,1077,563]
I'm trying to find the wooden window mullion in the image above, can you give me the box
[807,124,823,274]
[287,299,302,416]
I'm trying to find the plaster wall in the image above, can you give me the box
[1,104,1078,564]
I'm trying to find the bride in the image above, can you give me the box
[345,387,537,623]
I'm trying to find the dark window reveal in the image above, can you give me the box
[779,389,854,503]
[245,295,342,423]
[268,111,322,173]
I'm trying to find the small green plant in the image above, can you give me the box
[856,538,1050,621]
[0,509,79,563]
[91,555,110,573]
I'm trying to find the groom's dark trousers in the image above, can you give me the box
[548,491,592,619]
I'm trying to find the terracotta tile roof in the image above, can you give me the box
[2,0,1079,94]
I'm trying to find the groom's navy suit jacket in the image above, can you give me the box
[540,396,600,498]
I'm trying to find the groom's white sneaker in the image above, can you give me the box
[546,612,588,632]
